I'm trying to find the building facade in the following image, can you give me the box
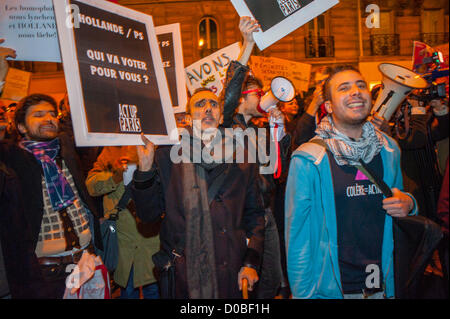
[7,0,450,95]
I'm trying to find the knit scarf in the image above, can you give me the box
[182,129,224,299]
[20,138,75,211]
[315,115,386,166]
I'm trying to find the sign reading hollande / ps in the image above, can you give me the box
[0,0,61,62]
[231,0,340,51]
[53,0,178,146]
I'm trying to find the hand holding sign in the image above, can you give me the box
[231,0,340,50]
[0,38,16,82]
[239,17,260,44]
[137,133,155,172]
[237,17,260,66]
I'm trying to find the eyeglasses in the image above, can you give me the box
[242,88,265,98]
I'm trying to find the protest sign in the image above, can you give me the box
[185,42,241,96]
[230,0,339,50]
[0,0,61,62]
[155,23,187,113]
[412,41,435,74]
[249,56,311,92]
[0,67,32,101]
[53,0,178,146]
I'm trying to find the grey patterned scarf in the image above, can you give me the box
[315,115,386,166]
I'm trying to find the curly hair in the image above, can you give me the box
[14,93,58,134]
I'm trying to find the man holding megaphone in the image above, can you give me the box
[285,65,418,299]
[221,17,294,299]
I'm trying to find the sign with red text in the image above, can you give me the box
[53,0,178,146]
[249,56,311,92]
[185,42,241,96]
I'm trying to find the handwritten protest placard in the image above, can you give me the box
[53,0,177,146]
[185,42,241,96]
[249,56,311,92]
[0,67,32,101]
[0,0,61,62]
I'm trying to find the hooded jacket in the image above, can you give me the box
[285,132,418,299]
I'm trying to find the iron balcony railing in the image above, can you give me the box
[420,33,449,47]
[370,34,400,56]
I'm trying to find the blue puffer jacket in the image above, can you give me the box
[285,133,418,299]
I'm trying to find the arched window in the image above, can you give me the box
[198,17,219,58]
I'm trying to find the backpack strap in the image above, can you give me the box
[309,138,393,197]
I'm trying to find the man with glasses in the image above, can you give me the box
[220,17,291,299]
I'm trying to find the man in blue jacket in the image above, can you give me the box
[285,65,418,299]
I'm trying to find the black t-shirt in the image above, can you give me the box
[329,151,386,293]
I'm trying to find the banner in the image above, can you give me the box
[249,56,311,92]
[0,0,61,62]
[53,0,178,146]
[231,0,339,50]
[0,67,32,101]
[155,23,187,113]
[185,42,241,96]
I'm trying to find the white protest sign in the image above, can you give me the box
[53,0,178,146]
[231,0,339,51]
[185,42,241,96]
[0,0,61,62]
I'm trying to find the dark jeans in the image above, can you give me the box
[256,210,283,299]
[40,263,71,299]
[120,266,160,299]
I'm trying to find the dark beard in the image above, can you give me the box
[26,128,58,142]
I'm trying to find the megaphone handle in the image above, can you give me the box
[273,125,282,179]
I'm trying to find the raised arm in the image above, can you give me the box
[131,134,164,223]
[0,39,16,86]
[222,17,260,127]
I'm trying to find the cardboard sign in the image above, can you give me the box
[185,42,241,96]
[1,67,32,101]
[231,0,339,50]
[53,0,178,146]
[249,56,311,92]
[0,0,61,62]
[155,23,187,113]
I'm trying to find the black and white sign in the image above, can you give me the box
[231,0,339,50]
[155,23,187,113]
[53,0,178,146]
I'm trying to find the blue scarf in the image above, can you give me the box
[20,138,76,211]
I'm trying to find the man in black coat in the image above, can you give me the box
[0,94,103,298]
[131,88,266,299]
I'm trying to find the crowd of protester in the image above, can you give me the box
[0,17,448,299]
